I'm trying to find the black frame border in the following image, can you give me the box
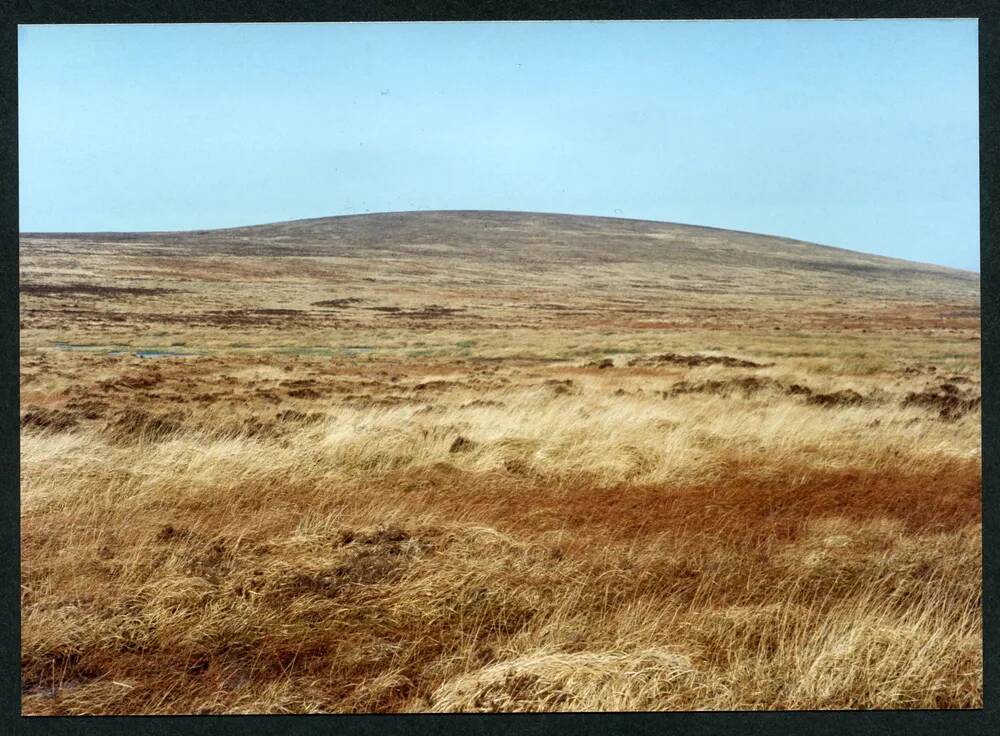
[1,2,996,735]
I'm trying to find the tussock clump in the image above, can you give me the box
[311,298,365,308]
[274,409,324,424]
[632,352,770,369]
[64,398,109,420]
[279,379,318,389]
[353,525,411,545]
[412,380,453,392]
[449,436,476,453]
[98,372,163,392]
[664,376,778,397]
[544,378,575,395]
[272,546,406,599]
[543,378,573,388]
[220,409,325,439]
[461,399,505,409]
[806,389,866,408]
[427,648,701,712]
[944,375,973,384]
[902,383,981,421]
[21,406,80,432]
[156,523,183,542]
[102,408,184,441]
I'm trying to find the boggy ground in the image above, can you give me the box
[19,213,981,713]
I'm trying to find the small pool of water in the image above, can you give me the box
[123,350,198,358]
[49,343,376,358]
[50,343,198,358]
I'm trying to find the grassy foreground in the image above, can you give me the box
[21,342,982,713]
[19,215,981,713]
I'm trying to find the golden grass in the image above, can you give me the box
[20,348,982,714]
[19,216,981,713]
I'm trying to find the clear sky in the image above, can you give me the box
[18,20,979,271]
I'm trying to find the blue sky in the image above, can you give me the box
[18,20,979,271]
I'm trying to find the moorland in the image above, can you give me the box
[20,211,982,713]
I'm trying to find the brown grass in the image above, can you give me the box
[19,212,981,713]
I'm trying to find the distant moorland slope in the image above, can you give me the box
[21,210,978,303]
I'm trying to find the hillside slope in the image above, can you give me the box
[21,210,978,302]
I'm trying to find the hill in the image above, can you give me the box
[21,210,978,303]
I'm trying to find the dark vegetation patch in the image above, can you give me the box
[903,383,981,421]
[311,298,366,308]
[150,525,230,582]
[102,408,185,442]
[630,352,771,369]
[461,399,506,409]
[279,379,319,388]
[367,305,468,319]
[22,395,117,432]
[98,371,163,392]
[156,524,185,542]
[939,308,980,319]
[526,303,576,311]
[26,307,134,324]
[660,378,876,407]
[21,406,80,432]
[341,394,415,408]
[274,409,324,424]
[65,398,109,419]
[280,379,325,398]
[543,379,574,391]
[232,417,273,438]
[255,389,282,404]
[200,309,305,326]
[450,436,476,454]
[184,542,230,584]
[805,389,867,408]
[412,380,454,392]
[663,376,779,397]
[21,283,178,297]
[468,672,569,712]
[112,310,326,327]
[250,308,302,316]
[405,306,469,319]
[268,526,425,604]
[349,526,411,546]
